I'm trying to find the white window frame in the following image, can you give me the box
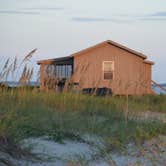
[102,61,114,80]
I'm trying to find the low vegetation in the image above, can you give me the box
[0,52,165,165]
[0,89,165,148]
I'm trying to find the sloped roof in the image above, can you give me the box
[37,40,155,65]
[71,40,147,59]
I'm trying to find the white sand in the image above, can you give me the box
[1,135,166,166]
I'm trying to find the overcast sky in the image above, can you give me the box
[0,0,166,82]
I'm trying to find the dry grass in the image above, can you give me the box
[0,52,166,165]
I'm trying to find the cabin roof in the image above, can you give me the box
[143,60,155,65]
[70,40,148,59]
[37,56,73,64]
[37,40,154,64]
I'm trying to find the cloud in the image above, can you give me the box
[138,11,166,21]
[72,14,166,24]
[0,10,39,15]
[72,11,166,24]
[72,17,109,22]
[150,11,166,17]
[72,17,131,23]
[0,6,65,16]
[140,18,166,21]
[22,7,64,11]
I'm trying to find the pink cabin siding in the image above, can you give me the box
[73,43,153,95]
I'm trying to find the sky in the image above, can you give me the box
[0,0,166,82]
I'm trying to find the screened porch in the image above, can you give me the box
[38,56,73,90]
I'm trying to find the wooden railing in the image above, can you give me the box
[151,80,166,92]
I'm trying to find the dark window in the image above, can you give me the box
[56,65,72,78]
[103,61,114,80]
[44,64,72,79]
[44,65,56,79]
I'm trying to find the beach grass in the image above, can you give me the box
[0,52,166,164]
[0,88,165,152]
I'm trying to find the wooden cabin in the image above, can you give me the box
[37,40,154,95]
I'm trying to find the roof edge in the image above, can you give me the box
[71,40,148,59]
[37,58,56,64]
[106,40,147,59]
[143,60,155,65]
[37,56,72,64]
[70,41,106,57]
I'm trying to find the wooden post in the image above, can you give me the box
[40,64,45,90]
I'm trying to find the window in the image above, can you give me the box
[44,64,72,79]
[103,61,114,80]
[44,65,56,79]
[56,65,72,78]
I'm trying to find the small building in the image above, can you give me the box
[37,40,154,95]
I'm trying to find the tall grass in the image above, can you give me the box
[0,52,166,164]
[0,90,165,146]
